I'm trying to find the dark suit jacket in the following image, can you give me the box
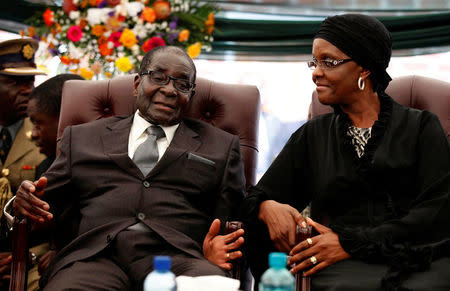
[40,115,245,283]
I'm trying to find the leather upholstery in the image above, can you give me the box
[309,75,450,139]
[59,75,261,188]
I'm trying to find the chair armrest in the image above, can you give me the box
[223,221,245,280]
[295,225,311,291]
[9,217,28,291]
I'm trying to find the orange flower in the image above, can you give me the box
[80,0,88,9]
[178,29,189,42]
[104,71,112,78]
[99,43,113,56]
[92,25,107,37]
[89,0,97,5]
[28,27,36,38]
[70,58,80,64]
[142,7,156,23]
[119,28,138,48]
[78,19,89,30]
[20,30,25,37]
[106,16,121,32]
[153,0,170,20]
[205,13,215,35]
[80,68,94,80]
[60,56,71,65]
[187,42,202,59]
[43,8,54,27]
[91,61,102,74]
[97,35,108,45]
[48,43,55,49]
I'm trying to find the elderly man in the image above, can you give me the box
[0,38,46,290]
[12,46,245,290]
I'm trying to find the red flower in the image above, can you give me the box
[142,37,166,52]
[67,25,83,42]
[62,0,77,14]
[108,31,122,48]
[43,9,54,27]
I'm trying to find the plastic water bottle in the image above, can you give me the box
[143,256,177,291]
[259,252,295,291]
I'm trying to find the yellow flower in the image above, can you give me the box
[115,57,133,72]
[80,68,94,80]
[119,28,138,48]
[187,42,202,59]
[178,29,189,42]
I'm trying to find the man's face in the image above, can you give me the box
[0,74,35,126]
[134,52,195,126]
[27,99,58,157]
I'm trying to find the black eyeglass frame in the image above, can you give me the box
[307,58,353,70]
[140,70,196,93]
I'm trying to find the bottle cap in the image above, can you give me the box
[154,256,171,272]
[268,252,287,269]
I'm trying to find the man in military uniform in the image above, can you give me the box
[0,38,46,290]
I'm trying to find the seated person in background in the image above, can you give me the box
[11,45,245,291]
[242,14,449,291]
[27,73,85,284]
[0,38,46,290]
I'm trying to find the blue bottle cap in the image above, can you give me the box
[154,256,171,272]
[268,252,287,269]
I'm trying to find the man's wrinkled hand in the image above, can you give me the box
[13,177,53,223]
[258,200,306,252]
[0,252,12,288]
[203,219,244,270]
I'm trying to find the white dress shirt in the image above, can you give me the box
[128,110,179,161]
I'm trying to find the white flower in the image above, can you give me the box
[72,0,79,4]
[86,8,113,26]
[126,2,144,17]
[104,30,112,37]
[161,22,167,29]
[107,41,114,49]
[69,11,80,20]
[118,46,124,52]
[133,24,148,39]
[68,43,82,59]
[131,44,140,55]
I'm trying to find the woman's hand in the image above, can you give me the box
[203,219,244,270]
[258,200,307,252]
[288,217,350,277]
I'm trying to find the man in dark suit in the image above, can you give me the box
[12,46,245,290]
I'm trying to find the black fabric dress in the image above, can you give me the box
[243,93,450,290]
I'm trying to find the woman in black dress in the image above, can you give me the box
[243,13,449,290]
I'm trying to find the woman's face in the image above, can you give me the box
[311,38,363,106]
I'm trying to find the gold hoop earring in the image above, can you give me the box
[358,77,365,91]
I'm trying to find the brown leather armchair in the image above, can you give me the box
[10,75,260,290]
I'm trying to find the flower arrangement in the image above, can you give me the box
[24,0,217,79]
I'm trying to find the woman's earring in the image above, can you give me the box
[358,77,365,91]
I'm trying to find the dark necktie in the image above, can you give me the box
[133,126,165,176]
[0,128,12,164]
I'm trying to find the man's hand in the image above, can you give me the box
[288,217,350,276]
[0,252,12,288]
[203,219,244,270]
[38,250,57,276]
[258,200,306,252]
[13,177,53,223]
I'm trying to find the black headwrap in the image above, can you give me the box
[314,14,393,92]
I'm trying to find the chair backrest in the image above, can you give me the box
[59,75,260,189]
[309,75,450,139]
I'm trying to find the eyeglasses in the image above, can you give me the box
[140,70,195,93]
[307,58,353,70]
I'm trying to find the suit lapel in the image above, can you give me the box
[147,121,201,179]
[101,116,142,179]
[4,118,38,167]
